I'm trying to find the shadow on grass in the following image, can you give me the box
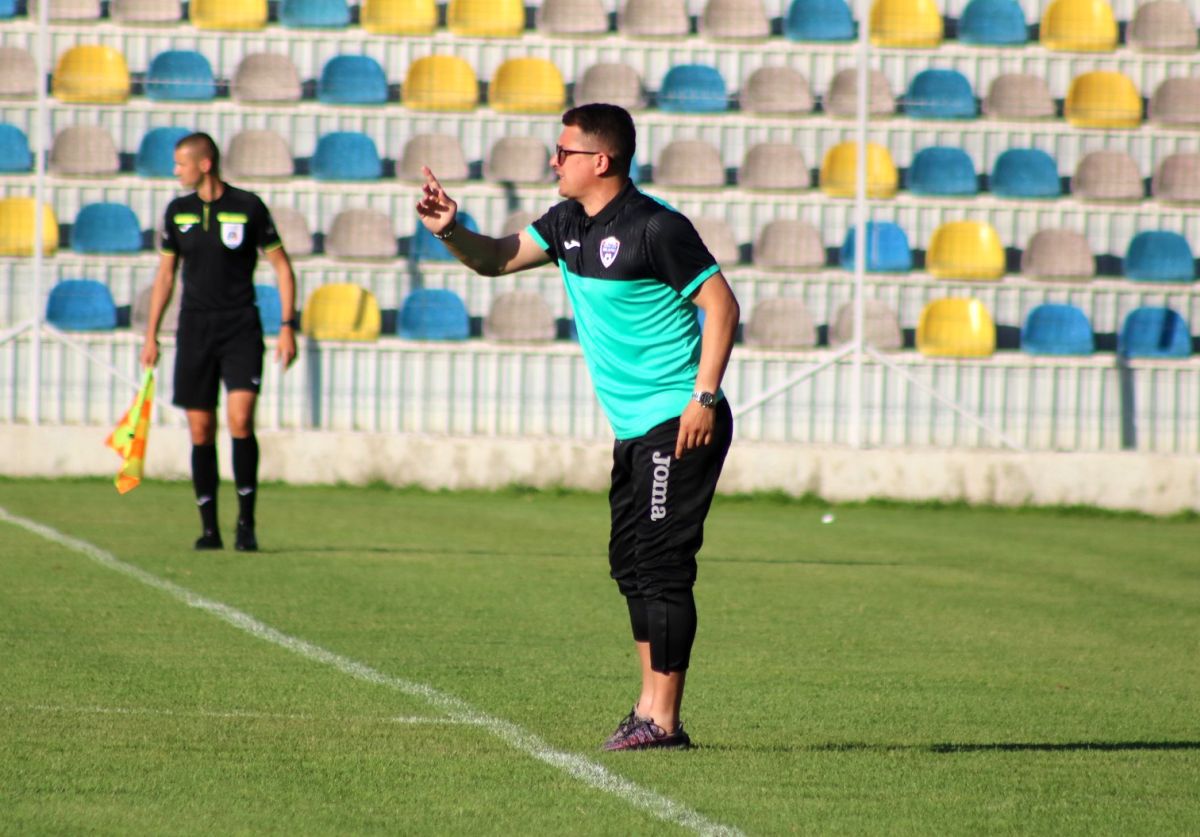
[702,741,1200,754]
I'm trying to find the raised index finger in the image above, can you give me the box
[421,165,443,195]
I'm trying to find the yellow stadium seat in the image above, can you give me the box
[0,198,59,257]
[447,0,524,36]
[301,284,382,341]
[52,45,130,104]
[1040,0,1117,51]
[361,0,436,34]
[870,0,942,47]
[490,58,565,114]
[819,141,898,198]
[403,55,479,111]
[190,0,267,30]
[926,220,1006,281]
[917,298,996,357]
[1064,71,1142,128]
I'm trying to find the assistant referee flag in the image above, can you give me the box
[105,369,155,494]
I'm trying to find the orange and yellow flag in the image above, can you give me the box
[105,369,155,494]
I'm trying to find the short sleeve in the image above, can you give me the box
[159,203,179,255]
[644,211,720,297]
[255,198,283,252]
[528,202,567,262]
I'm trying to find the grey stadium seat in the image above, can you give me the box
[825,68,895,118]
[29,0,101,19]
[690,216,740,266]
[232,53,302,103]
[1021,229,1096,280]
[739,143,811,191]
[0,48,38,97]
[1152,152,1200,203]
[983,73,1056,120]
[225,130,294,179]
[268,205,313,257]
[486,136,550,184]
[1149,78,1200,127]
[744,297,817,349]
[112,0,181,22]
[1072,150,1143,202]
[484,290,556,342]
[50,125,119,176]
[619,0,689,37]
[574,62,645,110]
[700,0,770,39]
[740,66,814,115]
[830,299,903,350]
[400,133,468,182]
[753,219,826,271]
[655,140,725,188]
[326,208,397,260]
[1129,0,1198,51]
[501,209,541,237]
[132,282,181,334]
[537,0,608,34]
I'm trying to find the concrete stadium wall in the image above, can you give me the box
[3,425,1198,516]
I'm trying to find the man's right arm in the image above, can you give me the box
[140,251,178,368]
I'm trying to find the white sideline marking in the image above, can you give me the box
[0,507,743,837]
[3,704,474,726]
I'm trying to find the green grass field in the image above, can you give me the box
[1,477,1197,835]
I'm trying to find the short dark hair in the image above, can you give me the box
[175,132,220,172]
[562,104,636,177]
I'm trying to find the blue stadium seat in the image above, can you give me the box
[905,69,977,119]
[398,288,470,340]
[136,126,191,178]
[45,279,118,331]
[72,203,143,253]
[990,148,1061,199]
[957,0,1028,45]
[1021,303,1094,356]
[0,124,32,172]
[318,55,389,105]
[410,212,479,262]
[658,64,728,113]
[145,50,216,101]
[1119,307,1192,358]
[0,0,17,18]
[1123,231,1196,282]
[281,0,350,27]
[312,132,383,181]
[255,284,282,334]
[784,0,855,40]
[906,146,978,196]
[839,221,913,272]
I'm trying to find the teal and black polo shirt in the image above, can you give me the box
[159,185,282,312]
[527,180,722,440]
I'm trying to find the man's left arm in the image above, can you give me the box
[677,273,739,458]
[264,245,297,369]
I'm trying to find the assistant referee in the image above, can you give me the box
[141,132,298,552]
[416,104,739,750]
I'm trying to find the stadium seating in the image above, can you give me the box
[72,203,143,253]
[1020,229,1095,280]
[926,221,1005,280]
[1065,72,1142,128]
[281,0,350,28]
[740,66,814,114]
[501,209,540,236]
[403,56,478,111]
[410,212,479,262]
[989,148,1061,199]
[1040,0,1117,51]
[400,133,469,182]
[1071,150,1143,201]
[784,0,855,41]
[45,279,118,331]
[1152,153,1200,203]
[145,50,216,101]
[839,221,913,272]
[135,126,190,178]
[447,0,524,36]
[225,130,294,179]
[50,125,119,176]
[870,0,942,47]
[486,136,550,184]
[111,0,181,23]
[744,298,817,349]
[269,206,313,256]
[301,284,382,341]
[232,53,302,103]
[620,0,689,37]
[904,69,976,120]
[255,284,282,334]
[490,58,566,114]
[655,140,725,188]
[189,0,267,29]
[957,0,1027,45]
[982,73,1055,120]
[739,143,810,191]
[917,298,996,357]
[0,198,58,256]
[905,146,978,196]
[691,216,740,265]
[53,45,130,103]
[1021,303,1095,356]
[819,141,898,198]
[1149,78,1200,127]
[1129,0,1198,51]
[35,0,102,20]
[326,208,397,259]
[398,288,470,340]
[0,124,32,172]
[1118,307,1192,358]
[537,0,608,34]
[574,63,645,109]
[484,290,557,342]
[825,68,895,117]
[311,132,383,181]
[319,55,389,105]
[1123,231,1196,282]
[753,219,826,271]
[701,0,770,39]
[658,64,728,113]
[0,48,38,97]
[830,299,903,350]
[131,282,180,334]
[361,0,436,33]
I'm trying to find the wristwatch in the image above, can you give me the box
[434,219,458,240]
[280,318,299,329]
[692,391,716,408]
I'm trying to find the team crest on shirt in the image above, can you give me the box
[221,223,244,249]
[599,236,620,268]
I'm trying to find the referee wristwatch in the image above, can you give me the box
[280,317,299,329]
[692,390,716,408]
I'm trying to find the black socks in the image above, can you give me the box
[191,443,219,533]
[231,434,259,527]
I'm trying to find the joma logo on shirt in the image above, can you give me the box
[649,451,670,521]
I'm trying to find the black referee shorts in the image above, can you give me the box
[608,398,733,601]
[173,307,265,410]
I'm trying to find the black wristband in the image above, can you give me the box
[434,219,458,240]
[280,318,299,329]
